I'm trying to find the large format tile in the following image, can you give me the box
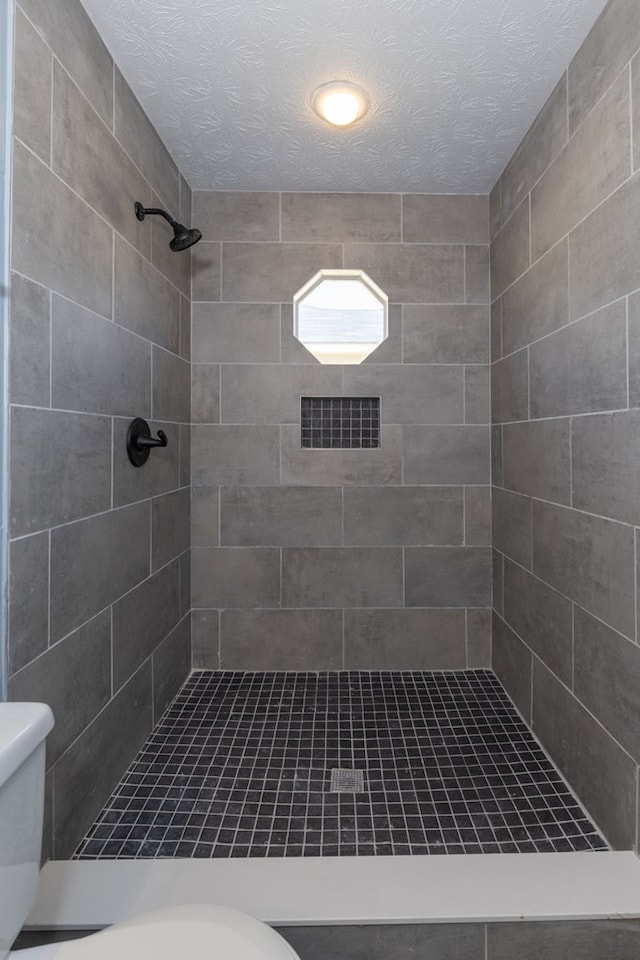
[532,501,635,639]
[114,236,180,353]
[281,423,402,486]
[12,141,112,318]
[344,243,464,303]
[112,561,181,691]
[532,660,637,849]
[152,348,191,423]
[193,192,279,241]
[403,425,490,484]
[500,240,569,355]
[464,245,490,304]
[531,70,630,260]
[344,608,467,669]
[191,609,219,669]
[152,616,191,721]
[572,410,640,525]
[9,272,50,406]
[52,295,150,417]
[192,303,280,363]
[491,350,528,423]
[403,305,490,364]
[191,486,219,547]
[344,363,463,424]
[221,486,343,546]
[191,547,280,608]
[50,502,150,641]
[13,7,51,162]
[464,486,492,546]
[574,606,640,763]
[405,547,492,607]
[8,532,49,675]
[10,407,111,537]
[402,194,488,243]
[221,364,342,424]
[492,612,532,723]
[220,609,343,669]
[465,365,490,424]
[52,662,152,858]
[282,192,401,242]
[191,364,220,423]
[629,290,640,406]
[343,486,463,546]
[191,425,280,486]
[502,419,571,504]
[529,300,627,418]
[151,488,190,571]
[503,560,573,686]
[191,241,221,302]
[467,608,492,668]
[8,610,111,766]
[490,198,529,298]
[492,488,532,569]
[282,547,403,608]
[222,243,342,301]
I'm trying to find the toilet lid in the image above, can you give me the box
[51,905,300,960]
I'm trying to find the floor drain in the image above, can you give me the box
[329,768,365,793]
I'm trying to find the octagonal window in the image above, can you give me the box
[293,269,388,364]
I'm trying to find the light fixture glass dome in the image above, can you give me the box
[311,81,370,127]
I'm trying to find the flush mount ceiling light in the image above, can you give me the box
[311,81,370,127]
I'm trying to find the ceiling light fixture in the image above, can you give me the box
[311,81,370,127]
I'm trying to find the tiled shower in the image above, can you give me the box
[5,0,640,877]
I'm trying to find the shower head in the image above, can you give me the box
[134,201,202,252]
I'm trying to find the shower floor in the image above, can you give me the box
[74,670,607,860]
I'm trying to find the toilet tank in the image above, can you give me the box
[0,703,54,960]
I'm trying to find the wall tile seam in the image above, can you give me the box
[491,405,637,427]
[489,233,567,305]
[208,361,488,368]
[7,496,156,544]
[494,487,638,539]
[193,604,485,612]
[491,547,638,650]
[568,39,640,138]
[194,299,479,308]
[9,402,190,427]
[215,239,482,248]
[7,605,112,683]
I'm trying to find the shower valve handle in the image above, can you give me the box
[126,418,168,467]
[136,429,167,450]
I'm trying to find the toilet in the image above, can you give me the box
[0,703,301,960]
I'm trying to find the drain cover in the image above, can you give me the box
[329,768,365,793]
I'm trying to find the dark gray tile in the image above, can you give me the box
[281,423,402,486]
[502,419,571,504]
[574,606,640,763]
[179,294,191,362]
[114,68,179,213]
[572,410,640,525]
[488,919,640,960]
[492,488,531,569]
[52,295,151,417]
[634,53,640,174]
[282,192,401,242]
[113,561,181,691]
[491,424,503,486]
[344,608,467,670]
[403,305,490,364]
[221,486,342,546]
[221,364,342,424]
[492,549,504,617]
[465,245,490,304]
[629,289,640,407]
[403,425,490,484]
[279,923,485,960]
[191,425,280,486]
[344,243,464,303]
[465,365,490,424]
[222,242,341,302]
[113,417,180,507]
[492,611,532,723]
[405,547,492,607]
[490,198,529,299]
[51,62,151,254]
[402,194,488,244]
[19,0,113,125]
[220,609,343,670]
[282,547,403,608]
[568,0,640,134]
[10,272,50,406]
[179,549,190,619]
[8,610,111,766]
[14,7,51,162]
[530,300,627,418]
[489,180,502,241]
[50,502,150,641]
[12,141,112,318]
[344,486,462,547]
[500,73,568,224]
[191,486,219,547]
[464,486,491,546]
[500,239,569,355]
[532,659,637,849]
[531,70,630,260]
[344,364,463,425]
[114,235,180,353]
[193,191,279,240]
[490,299,501,364]
[152,615,191,721]
[8,532,49,675]
[467,608,491,668]
[192,302,280,363]
[503,559,573,686]
[191,363,220,424]
[152,488,190,572]
[532,500,635,640]
[10,407,111,537]
[570,171,640,322]
[491,350,528,423]
[179,423,191,488]
[191,547,280,608]
[150,201,191,297]
[191,609,219,669]
[152,348,191,423]
[52,662,152,858]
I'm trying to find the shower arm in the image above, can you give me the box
[134,202,178,228]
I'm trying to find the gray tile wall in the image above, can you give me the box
[7,0,192,858]
[190,191,491,671]
[490,0,640,851]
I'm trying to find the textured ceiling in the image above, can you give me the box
[79,0,608,193]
